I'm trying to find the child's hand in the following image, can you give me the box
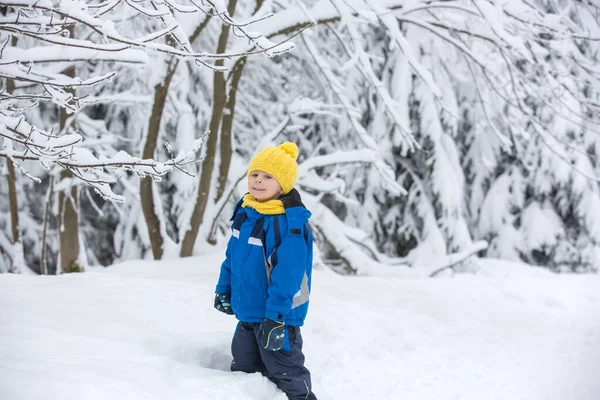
[214,293,234,315]
[258,318,285,351]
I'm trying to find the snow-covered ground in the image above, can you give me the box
[1,253,599,400]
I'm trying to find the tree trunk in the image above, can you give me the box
[58,44,81,273]
[180,0,238,257]
[41,176,54,275]
[6,44,20,251]
[58,169,80,273]
[139,16,211,260]
[3,27,30,274]
[140,58,178,260]
[216,56,246,202]
[7,159,19,244]
[206,56,248,245]
[205,1,265,245]
[213,0,262,202]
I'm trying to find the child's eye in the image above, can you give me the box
[265,175,272,179]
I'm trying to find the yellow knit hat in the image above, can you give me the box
[247,142,299,195]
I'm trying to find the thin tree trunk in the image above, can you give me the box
[6,50,19,247]
[206,56,247,245]
[7,159,19,243]
[139,16,212,260]
[6,157,27,274]
[140,58,178,260]
[215,0,265,201]
[58,40,81,273]
[180,0,238,257]
[58,171,80,273]
[215,0,263,199]
[3,27,29,273]
[207,1,264,245]
[41,176,54,275]
[216,56,246,202]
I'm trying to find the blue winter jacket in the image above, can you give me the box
[215,189,314,326]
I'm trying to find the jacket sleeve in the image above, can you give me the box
[265,216,309,322]
[215,237,233,295]
[215,198,244,295]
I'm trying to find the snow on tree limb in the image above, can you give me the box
[247,1,600,160]
[2,0,297,62]
[2,45,148,64]
[0,0,304,200]
[0,112,206,202]
[298,149,406,196]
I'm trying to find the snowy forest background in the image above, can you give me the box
[1,0,600,276]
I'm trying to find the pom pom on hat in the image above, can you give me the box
[248,142,299,195]
[278,142,299,161]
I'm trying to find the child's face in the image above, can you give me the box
[248,170,283,201]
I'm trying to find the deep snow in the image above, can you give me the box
[1,254,599,400]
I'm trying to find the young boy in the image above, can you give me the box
[214,142,317,400]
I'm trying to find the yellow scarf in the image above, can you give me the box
[241,193,285,215]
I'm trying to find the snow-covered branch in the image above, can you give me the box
[2,0,296,65]
[298,149,405,196]
[0,0,304,201]
[0,113,206,202]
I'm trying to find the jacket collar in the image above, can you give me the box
[280,188,305,209]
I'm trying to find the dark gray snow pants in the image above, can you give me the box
[231,321,317,400]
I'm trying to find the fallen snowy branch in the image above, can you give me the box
[425,241,490,277]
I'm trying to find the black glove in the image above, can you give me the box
[214,293,233,315]
[258,318,285,351]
